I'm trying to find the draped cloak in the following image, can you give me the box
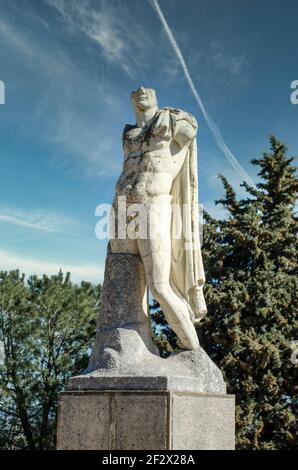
[163,107,207,324]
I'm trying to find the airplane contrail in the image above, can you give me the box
[149,0,255,188]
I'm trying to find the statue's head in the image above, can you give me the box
[130,86,158,113]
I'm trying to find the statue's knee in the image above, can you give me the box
[150,282,171,301]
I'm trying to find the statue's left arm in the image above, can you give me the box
[152,108,198,148]
[171,112,198,149]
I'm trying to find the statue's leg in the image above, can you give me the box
[136,197,199,351]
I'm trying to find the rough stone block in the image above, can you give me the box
[57,390,234,450]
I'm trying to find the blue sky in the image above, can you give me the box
[0,0,297,283]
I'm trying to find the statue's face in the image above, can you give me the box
[131,86,157,112]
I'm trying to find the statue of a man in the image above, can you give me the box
[110,86,207,351]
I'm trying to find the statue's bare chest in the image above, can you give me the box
[123,124,166,156]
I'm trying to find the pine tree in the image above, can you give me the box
[199,136,298,449]
[0,270,101,449]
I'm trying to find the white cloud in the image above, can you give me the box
[0,214,59,233]
[46,0,153,78]
[210,41,249,78]
[0,249,104,284]
[48,107,122,179]
[0,206,82,234]
[0,10,124,178]
[0,18,72,77]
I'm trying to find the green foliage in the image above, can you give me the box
[199,136,298,449]
[0,270,101,449]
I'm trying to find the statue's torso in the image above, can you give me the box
[115,110,188,203]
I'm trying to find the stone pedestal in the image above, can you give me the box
[57,248,235,450]
[57,390,235,450]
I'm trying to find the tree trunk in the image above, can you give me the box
[14,385,36,451]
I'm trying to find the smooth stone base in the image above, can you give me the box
[57,390,235,450]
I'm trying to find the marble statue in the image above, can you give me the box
[58,88,235,451]
[111,86,207,350]
[69,86,226,392]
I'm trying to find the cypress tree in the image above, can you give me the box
[199,136,298,449]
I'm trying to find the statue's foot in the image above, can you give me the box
[171,316,200,351]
